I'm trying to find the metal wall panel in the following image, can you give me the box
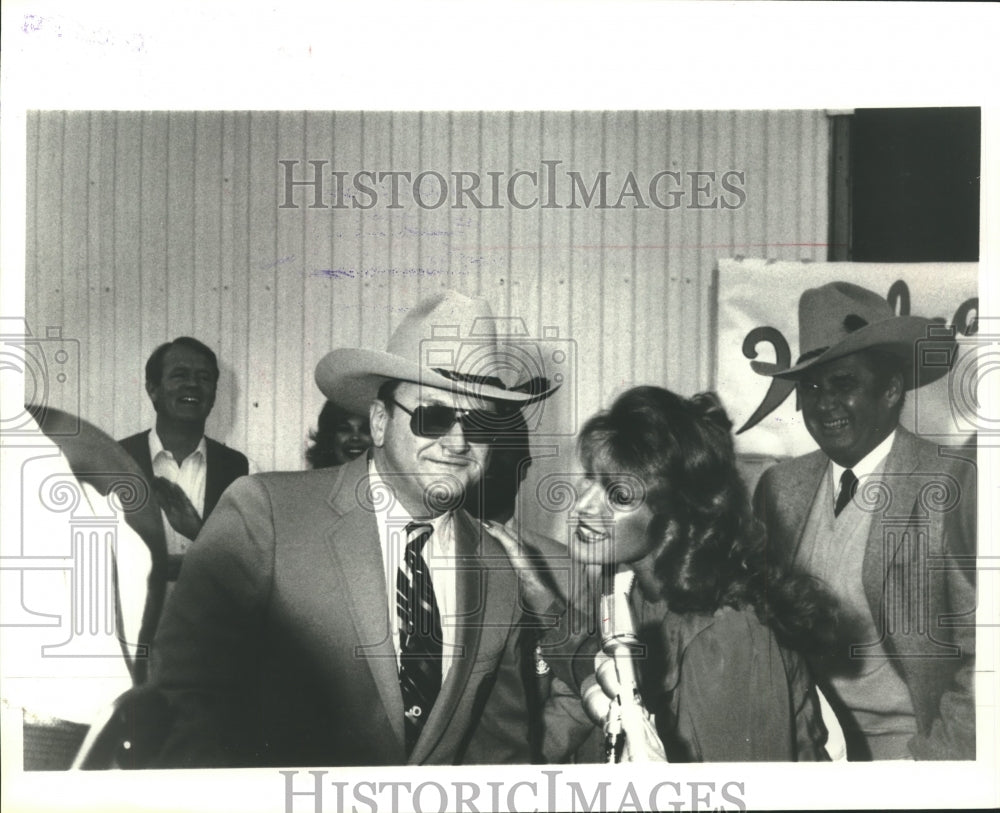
[25,110,829,537]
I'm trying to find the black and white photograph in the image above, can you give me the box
[1,3,997,812]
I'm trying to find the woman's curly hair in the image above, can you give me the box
[578,385,835,652]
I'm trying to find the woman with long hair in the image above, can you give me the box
[495,385,836,762]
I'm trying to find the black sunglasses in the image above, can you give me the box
[388,398,507,443]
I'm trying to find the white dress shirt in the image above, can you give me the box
[369,460,458,680]
[148,429,208,556]
[829,429,897,509]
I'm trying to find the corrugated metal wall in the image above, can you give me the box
[25,110,828,538]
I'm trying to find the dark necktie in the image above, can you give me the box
[834,469,859,517]
[396,522,443,754]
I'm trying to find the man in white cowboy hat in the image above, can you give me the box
[752,281,976,761]
[148,289,558,767]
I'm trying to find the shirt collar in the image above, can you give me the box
[830,428,897,486]
[367,459,453,541]
[149,428,207,463]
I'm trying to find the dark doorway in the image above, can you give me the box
[829,107,980,262]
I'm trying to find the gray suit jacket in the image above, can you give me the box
[753,427,977,759]
[150,455,530,767]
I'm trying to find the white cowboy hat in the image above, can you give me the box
[315,289,560,413]
[751,281,955,389]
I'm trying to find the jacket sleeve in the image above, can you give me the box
[458,609,533,764]
[149,476,275,767]
[541,675,602,763]
[751,467,778,545]
[908,450,977,760]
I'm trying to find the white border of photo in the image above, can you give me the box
[1,2,997,811]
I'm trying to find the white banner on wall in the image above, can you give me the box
[716,259,979,458]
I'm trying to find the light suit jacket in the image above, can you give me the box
[753,427,977,759]
[150,455,530,767]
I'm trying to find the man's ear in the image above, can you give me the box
[369,400,387,447]
[884,372,904,410]
[144,380,158,401]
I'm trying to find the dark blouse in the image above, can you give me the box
[543,597,830,762]
[631,596,829,762]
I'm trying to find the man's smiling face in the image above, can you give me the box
[147,345,218,426]
[370,381,492,518]
[797,351,902,468]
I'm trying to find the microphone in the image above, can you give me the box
[600,570,642,704]
[597,569,668,762]
[597,570,641,761]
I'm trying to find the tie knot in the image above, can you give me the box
[405,522,434,552]
[841,469,858,489]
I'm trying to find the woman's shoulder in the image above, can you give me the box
[673,605,800,707]
[707,604,769,637]
[672,604,769,650]
[677,605,780,673]
[651,604,765,692]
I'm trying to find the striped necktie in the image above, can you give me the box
[396,521,443,754]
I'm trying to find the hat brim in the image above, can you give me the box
[750,316,954,390]
[316,348,560,414]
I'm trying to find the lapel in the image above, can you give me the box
[861,428,923,604]
[203,438,228,517]
[322,460,504,762]
[785,451,828,564]
[322,457,406,747]
[408,509,489,764]
[203,439,221,516]
[123,430,155,480]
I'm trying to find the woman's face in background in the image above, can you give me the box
[571,471,658,566]
[331,415,373,465]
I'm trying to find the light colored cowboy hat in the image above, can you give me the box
[315,289,561,413]
[750,281,955,389]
